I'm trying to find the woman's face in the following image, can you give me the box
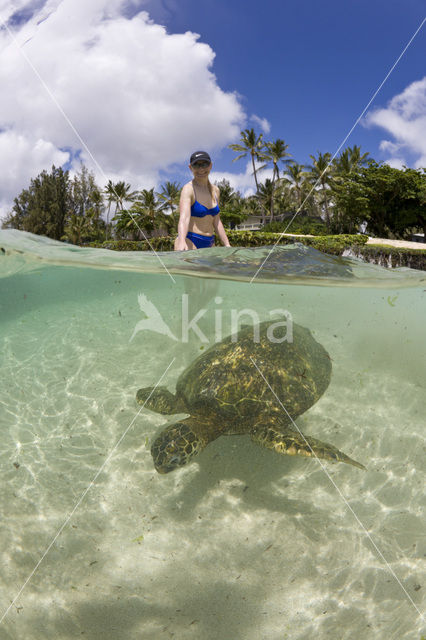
[190,160,212,178]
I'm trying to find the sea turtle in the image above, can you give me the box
[137,320,365,474]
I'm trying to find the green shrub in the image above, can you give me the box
[353,243,426,270]
[225,231,368,255]
[85,232,367,257]
[83,234,426,271]
[86,237,175,251]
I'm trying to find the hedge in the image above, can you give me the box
[352,243,426,271]
[85,232,368,255]
[84,233,426,271]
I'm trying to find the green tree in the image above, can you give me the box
[69,165,97,217]
[242,195,263,225]
[104,180,138,239]
[86,187,106,237]
[257,179,275,223]
[272,179,301,218]
[215,179,236,209]
[228,128,265,193]
[61,214,92,244]
[114,189,168,239]
[67,165,106,242]
[264,139,292,184]
[111,209,141,240]
[257,139,292,222]
[156,181,181,214]
[331,146,372,233]
[283,162,312,212]
[333,145,371,176]
[355,163,426,238]
[307,152,333,230]
[331,178,370,234]
[214,179,248,229]
[3,166,70,240]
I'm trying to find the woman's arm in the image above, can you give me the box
[174,184,192,251]
[213,185,231,246]
[213,216,231,246]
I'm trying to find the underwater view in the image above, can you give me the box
[0,229,425,640]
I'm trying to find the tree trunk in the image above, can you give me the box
[251,151,259,193]
[270,182,275,223]
[322,182,330,231]
[106,203,111,240]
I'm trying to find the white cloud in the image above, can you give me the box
[364,77,426,168]
[0,130,69,187]
[382,157,406,170]
[0,0,245,219]
[250,114,271,134]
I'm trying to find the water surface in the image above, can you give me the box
[0,230,425,639]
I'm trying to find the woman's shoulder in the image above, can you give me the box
[181,181,195,199]
[213,183,220,202]
[182,180,194,191]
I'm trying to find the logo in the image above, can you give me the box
[130,294,293,345]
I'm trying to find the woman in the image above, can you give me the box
[174,151,231,251]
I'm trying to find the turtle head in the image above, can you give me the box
[151,421,203,474]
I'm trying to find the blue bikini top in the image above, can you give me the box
[191,200,220,217]
[190,183,220,218]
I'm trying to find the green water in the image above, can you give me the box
[0,230,425,639]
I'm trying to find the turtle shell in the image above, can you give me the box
[176,321,331,430]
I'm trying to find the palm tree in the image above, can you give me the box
[104,180,138,239]
[331,146,371,234]
[89,187,104,218]
[61,214,91,245]
[307,152,333,230]
[113,209,142,240]
[264,139,292,185]
[228,128,265,193]
[333,145,371,176]
[214,179,236,208]
[258,139,292,222]
[243,195,262,224]
[284,162,308,210]
[213,179,248,229]
[156,181,181,215]
[117,188,168,238]
[257,179,275,224]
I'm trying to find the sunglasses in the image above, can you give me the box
[191,161,210,168]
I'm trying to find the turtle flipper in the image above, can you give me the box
[250,424,366,470]
[151,416,215,474]
[136,386,185,414]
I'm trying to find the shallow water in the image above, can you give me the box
[0,230,425,640]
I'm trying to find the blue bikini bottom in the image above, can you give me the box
[186,231,215,249]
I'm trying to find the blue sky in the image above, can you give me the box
[0,0,425,216]
[149,0,426,180]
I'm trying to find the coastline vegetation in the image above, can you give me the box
[87,232,368,254]
[2,128,425,268]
